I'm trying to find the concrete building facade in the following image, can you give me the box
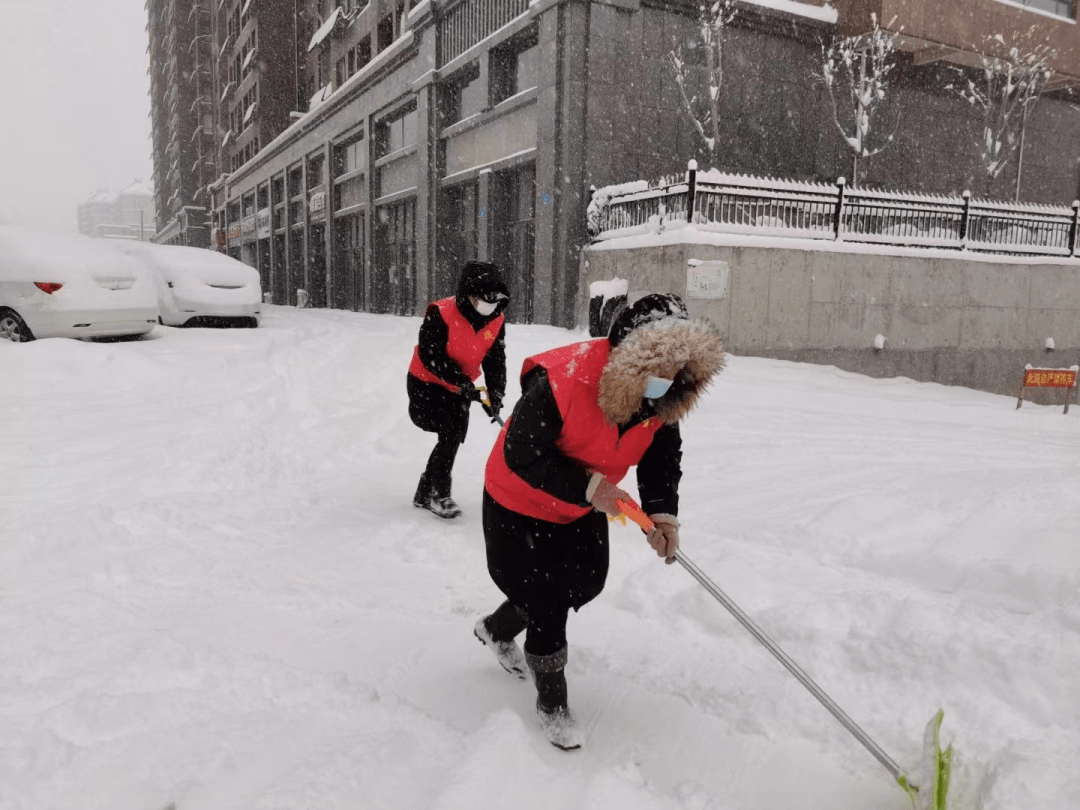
[148,0,1080,328]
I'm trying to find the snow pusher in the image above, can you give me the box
[613,497,953,810]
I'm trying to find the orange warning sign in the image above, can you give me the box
[1017,365,1078,414]
[1023,368,1077,388]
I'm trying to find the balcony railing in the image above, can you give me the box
[438,0,530,67]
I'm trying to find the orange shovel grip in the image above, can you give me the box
[615,498,655,532]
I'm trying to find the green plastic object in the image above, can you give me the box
[899,710,953,810]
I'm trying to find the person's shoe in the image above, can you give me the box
[412,473,431,508]
[536,701,583,751]
[425,494,462,519]
[473,618,527,679]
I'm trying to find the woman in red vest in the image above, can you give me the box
[407,261,509,518]
[474,293,724,749]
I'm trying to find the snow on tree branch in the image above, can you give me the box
[819,14,901,162]
[948,28,1056,180]
[669,0,737,159]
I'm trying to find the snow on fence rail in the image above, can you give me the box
[586,161,1080,257]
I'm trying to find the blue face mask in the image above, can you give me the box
[644,375,673,400]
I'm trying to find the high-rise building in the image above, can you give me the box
[146,0,216,246]
[215,0,298,177]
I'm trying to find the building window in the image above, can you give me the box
[377,13,394,52]
[437,182,478,296]
[491,163,535,322]
[439,62,484,128]
[490,28,539,106]
[335,135,367,177]
[318,47,330,89]
[357,36,372,70]
[334,137,368,212]
[308,153,326,187]
[372,197,415,315]
[376,104,418,158]
[347,47,356,76]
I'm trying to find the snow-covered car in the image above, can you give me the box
[0,224,159,343]
[118,243,262,328]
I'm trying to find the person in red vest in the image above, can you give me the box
[408,261,509,518]
[473,293,724,749]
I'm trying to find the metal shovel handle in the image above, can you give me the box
[673,549,909,785]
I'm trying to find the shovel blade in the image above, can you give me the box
[900,709,952,810]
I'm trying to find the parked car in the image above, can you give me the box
[0,224,159,343]
[118,242,262,328]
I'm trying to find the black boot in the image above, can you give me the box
[413,473,431,508]
[426,473,462,519]
[526,647,582,751]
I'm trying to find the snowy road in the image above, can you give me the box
[3,307,1078,810]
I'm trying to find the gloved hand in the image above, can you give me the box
[646,513,679,564]
[587,474,632,517]
[480,400,502,422]
[459,382,484,402]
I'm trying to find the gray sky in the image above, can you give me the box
[0,0,152,233]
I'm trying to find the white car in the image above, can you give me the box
[0,224,159,343]
[119,243,262,328]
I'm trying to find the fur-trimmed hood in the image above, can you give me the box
[598,299,724,425]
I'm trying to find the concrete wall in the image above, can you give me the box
[581,237,1080,399]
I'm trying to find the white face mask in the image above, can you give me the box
[644,375,673,400]
[473,298,498,316]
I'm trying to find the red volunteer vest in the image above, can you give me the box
[408,298,504,393]
[485,339,663,524]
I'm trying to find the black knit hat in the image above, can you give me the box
[457,261,509,301]
[608,293,690,347]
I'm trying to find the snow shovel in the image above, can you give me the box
[614,497,952,810]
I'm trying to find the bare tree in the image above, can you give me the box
[820,14,902,185]
[669,0,737,161]
[951,29,1055,189]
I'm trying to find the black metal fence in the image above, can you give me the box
[587,162,1080,258]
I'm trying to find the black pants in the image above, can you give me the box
[407,374,470,492]
[482,490,609,657]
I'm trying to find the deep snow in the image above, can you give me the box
[2,307,1078,810]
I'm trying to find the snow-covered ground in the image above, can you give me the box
[3,307,1078,810]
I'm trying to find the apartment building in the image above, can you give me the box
[215,0,297,176]
[176,0,1078,328]
[77,182,157,242]
[147,0,215,247]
